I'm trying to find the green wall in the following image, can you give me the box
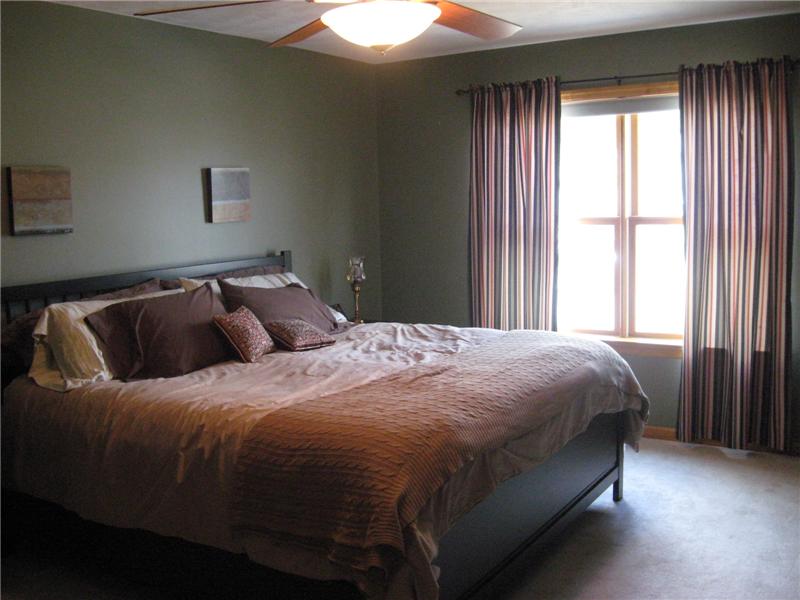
[375,15,800,437]
[1,2,382,318]
[2,4,797,444]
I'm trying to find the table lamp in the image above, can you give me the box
[346,256,365,324]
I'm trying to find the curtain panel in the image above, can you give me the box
[679,58,793,451]
[469,78,560,331]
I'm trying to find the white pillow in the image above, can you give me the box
[29,289,182,392]
[179,273,349,324]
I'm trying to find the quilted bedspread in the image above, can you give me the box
[231,330,648,597]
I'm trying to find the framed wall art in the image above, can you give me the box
[204,167,251,223]
[7,166,73,235]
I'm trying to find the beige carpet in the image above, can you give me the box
[3,438,799,600]
[473,438,800,600]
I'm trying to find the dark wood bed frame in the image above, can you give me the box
[1,252,625,600]
[1,251,292,322]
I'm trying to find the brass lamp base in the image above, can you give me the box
[351,282,363,324]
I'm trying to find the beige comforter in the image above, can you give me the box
[2,323,647,600]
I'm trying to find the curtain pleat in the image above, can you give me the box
[469,78,560,331]
[678,58,793,451]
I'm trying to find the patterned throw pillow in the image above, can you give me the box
[213,306,275,362]
[266,319,336,352]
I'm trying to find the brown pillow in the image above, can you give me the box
[159,279,184,291]
[89,278,162,301]
[266,319,336,352]
[210,265,284,279]
[214,306,275,363]
[2,309,44,370]
[1,309,43,386]
[0,278,163,384]
[160,265,284,290]
[86,283,230,380]
[218,281,337,333]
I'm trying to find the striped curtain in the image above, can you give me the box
[469,78,560,330]
[679,58,793,451]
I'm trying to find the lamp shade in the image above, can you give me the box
[347,256,365,284]
[321,1,441,52]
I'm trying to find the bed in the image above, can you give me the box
[1,252,648,600]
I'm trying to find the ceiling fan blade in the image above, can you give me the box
[434,1,521,40]
[269,18,328,47]
[134,1,276,18]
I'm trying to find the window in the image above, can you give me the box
[557,83,685,340]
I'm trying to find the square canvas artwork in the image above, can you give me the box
[8,166,73,235]
[206,167,251,223]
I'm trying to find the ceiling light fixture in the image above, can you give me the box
[320,0,441,54]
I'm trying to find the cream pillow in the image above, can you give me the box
[179,273,348,324]
[29,289,182,392]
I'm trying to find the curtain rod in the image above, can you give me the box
[455,70,678,95]
[454,58,799,95]
[561,70,679,86]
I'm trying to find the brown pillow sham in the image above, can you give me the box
[211,265,284,279]
[266,319,336,352]
[1,309,43,386]
[214,306,275,363]
[90,278,163,301]
[86,283,230,380]
[0,278,163,385]
[160,265,284,290]
[218,281,337,333]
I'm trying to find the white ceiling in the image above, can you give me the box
[60,1,800,64]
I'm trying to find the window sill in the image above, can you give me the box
[572,333,683,358]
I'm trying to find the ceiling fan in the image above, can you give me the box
[134,0,522,54]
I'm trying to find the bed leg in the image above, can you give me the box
[613,414,624,502]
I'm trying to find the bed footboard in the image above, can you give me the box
[435,412,623,600]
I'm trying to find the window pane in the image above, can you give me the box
[634,224,685,335]
[560,115,618,218]
[557,224,616,332]
[636,110,682,216]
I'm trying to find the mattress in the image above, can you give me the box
[2,322,648,599]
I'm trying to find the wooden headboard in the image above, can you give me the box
[1,250,292,323]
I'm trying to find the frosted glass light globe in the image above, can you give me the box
[321,1,441,52]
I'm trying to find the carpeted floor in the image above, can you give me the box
[3,438,799,600]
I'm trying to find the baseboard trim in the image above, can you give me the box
[644,426,677,441]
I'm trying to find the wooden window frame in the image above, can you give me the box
[561,81,683,343]
[561,81,678,104]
